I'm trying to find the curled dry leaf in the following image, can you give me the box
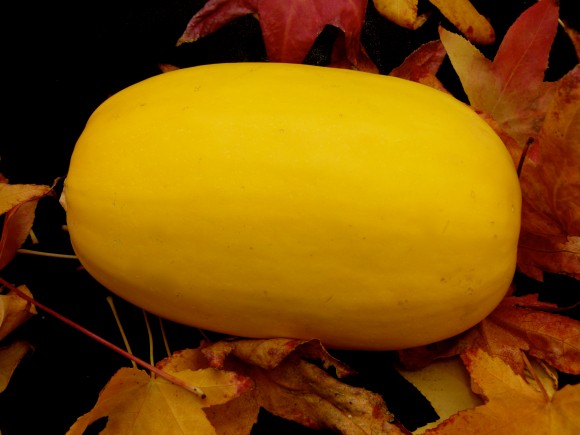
[177,0,377,72]
[373,0,494,44]
[372,0,428,30]
[202,338,401,434]
[428,0,494,45]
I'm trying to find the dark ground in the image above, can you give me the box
[1,1,579,434]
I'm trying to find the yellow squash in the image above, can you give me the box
[61,62,521,350]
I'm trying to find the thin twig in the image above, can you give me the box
[0,276,206,399]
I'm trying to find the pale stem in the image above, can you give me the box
[107,296,137,369]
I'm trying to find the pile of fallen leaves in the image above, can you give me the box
[1,0,579,433]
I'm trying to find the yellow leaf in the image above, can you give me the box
[67,365,251,435]
[429,0,494,44]
[372,0,428,30]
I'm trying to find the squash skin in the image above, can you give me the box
[62,62,521,350]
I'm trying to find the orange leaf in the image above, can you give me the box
[425,348,580,434]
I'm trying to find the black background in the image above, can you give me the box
[1,1,579,434]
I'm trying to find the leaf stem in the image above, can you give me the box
[0,276,206,399]
[106,296,137,369]
[16,249,78,260]
[143,310,155,367]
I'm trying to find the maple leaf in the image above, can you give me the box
[440,0,580,279]
[158,348,260,434]
[177,0,378,72]
[67,361,252,435]
[439,0,559,149]
[0,284,36,341]
[398,294,580,377]
[201,338,402,434]
[0,181,52,270]
[389,40,448,92]
[373,0,494,45]
[424,348,580,434]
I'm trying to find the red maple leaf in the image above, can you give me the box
[440,0,580,279]
[177,0,377,72]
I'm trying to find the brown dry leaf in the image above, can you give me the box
[398,294,580,377]
[0,285,36,341]
[0,340,31,393]
[202,338,402,434]
[424,348,580,434]
[67,363,252,435]
[178,0,377,72]
[389,40,448,92]
[373,0,493,44]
